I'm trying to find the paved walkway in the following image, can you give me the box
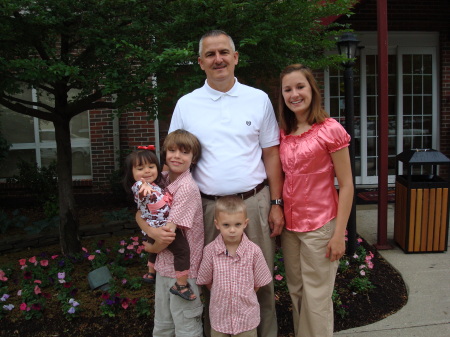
[335,204,450,337]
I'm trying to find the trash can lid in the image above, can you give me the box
[397,149,450,165]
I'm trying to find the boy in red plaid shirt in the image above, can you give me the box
[197,195,272,337]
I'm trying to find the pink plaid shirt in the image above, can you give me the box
[154,170,204,279]
[197,233,272,335]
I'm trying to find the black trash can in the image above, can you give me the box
[394,149,450,253]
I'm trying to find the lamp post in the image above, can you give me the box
[337,32,360,255]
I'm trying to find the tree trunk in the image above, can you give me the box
[54,117,82,255]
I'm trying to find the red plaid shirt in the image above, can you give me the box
[154,170,204,279]
[197,233,272,335]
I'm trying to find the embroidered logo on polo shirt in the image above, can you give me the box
[246,121,251,126]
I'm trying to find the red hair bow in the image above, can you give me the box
[137,145,155,150]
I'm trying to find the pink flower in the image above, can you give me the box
[28,256,37,264]
[0,270,8,282]
[34,285,41,295]
[121,298,130,309]
[51,255,59,260]
[82,247,88,253]
[34,280,42,284]
[132,241,139,246]
[120,240,126,246]
[88,255,95,261]
[20,303,27,311]
[360,270,366,276]
[357,238,363,243]
[40,260,49,267]
[118,248,125,254]
[275,274,283,281]
[19,259,27,266]
[122,279,127,285]
[131,237,139,242]
[367,261,374,269]
[136,246,144,254]
[127,244,134,250]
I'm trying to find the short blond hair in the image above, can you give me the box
[214,195,247,218]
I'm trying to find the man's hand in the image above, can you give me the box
[269,205,285,237]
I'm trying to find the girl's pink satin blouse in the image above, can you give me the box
[280,118,350,233]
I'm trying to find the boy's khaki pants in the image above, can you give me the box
[153,274,203,337]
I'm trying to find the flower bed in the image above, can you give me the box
[0,231,407,336]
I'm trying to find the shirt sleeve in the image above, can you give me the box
[167,182,196,229]
[319,118,351,153]
[196,246,213,286]
[253,247,273,288]
[169,101,184,133]
[132,181,145,213]
[260,96,280,149]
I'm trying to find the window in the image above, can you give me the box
[0,88,91,179]
[325,32,438,184]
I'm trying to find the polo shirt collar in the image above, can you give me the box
[203,78,240,101]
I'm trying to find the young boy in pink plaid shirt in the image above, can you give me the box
[136,129,204,336]
[197,195,272,337]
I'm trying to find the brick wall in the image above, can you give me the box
[440,33,450,160]
[88,109,157,192]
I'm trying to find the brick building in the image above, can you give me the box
[1,0,448,194]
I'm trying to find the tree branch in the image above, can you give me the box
[0,97,55,121]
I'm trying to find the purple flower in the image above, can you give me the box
[69,298,80,307]
[68,306,76,314]
[3,304,14,311]
[105,299,115,306]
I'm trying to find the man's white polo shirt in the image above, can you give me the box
[169,79,280,195]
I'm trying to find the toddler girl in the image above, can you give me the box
[123,145,193,300]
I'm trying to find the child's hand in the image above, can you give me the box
[139,178,156,197]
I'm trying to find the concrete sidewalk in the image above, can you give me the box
[335,204,450,337]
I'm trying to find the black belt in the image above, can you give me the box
[201,181,267,201]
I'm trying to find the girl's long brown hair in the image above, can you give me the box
[122,150,161,194]
[278,64,329,135]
